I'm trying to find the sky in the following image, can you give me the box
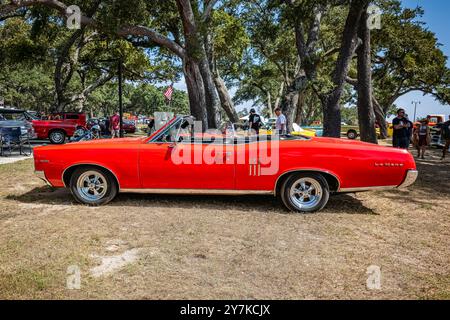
[174,0,450,120]
[395,0,450,120]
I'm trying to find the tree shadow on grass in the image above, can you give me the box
[9,186,377,215]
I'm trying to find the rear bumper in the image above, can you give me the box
[398,170,418,189]
[34,170,52,186]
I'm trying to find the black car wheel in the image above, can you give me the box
[347,130,357,140]
[70,167,118,206]
[280,173,330,213]
[49,130,66,144]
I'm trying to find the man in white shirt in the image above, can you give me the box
[275,108,287,135]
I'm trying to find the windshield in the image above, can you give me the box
[150,117,194,143]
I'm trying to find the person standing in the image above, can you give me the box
[110,111,120,139]
[392,109,411,149]
[413,119,431,159]
[275,108,287,135]
[441,115,450,160]
[248,108,262,135]
[405,114,414,146]
[147,117,155,136]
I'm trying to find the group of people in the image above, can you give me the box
[248,108,287,135]
[392,108,450,160]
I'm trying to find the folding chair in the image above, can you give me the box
[0,127,32,157]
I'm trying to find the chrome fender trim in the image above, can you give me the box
[121,189,273,196]
[274,169,341,196]
[61,163,121,189]
[398,170,418,189]
[339,186,396,193]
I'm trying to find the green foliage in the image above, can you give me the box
[87,82,189,117]
[0,0,449,124]
[371,1,450,108]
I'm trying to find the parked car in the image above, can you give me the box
[123,120,137,134]
[47,112,87,129]
[0,108,36,138]
[34,116,418,213]
[341,125,382,140]
[32,118,77,144]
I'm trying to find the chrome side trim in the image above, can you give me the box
[339,186,396,193]
[398,170,419,189]
[121,189,274,196]
[35,170,52,187]
[61,163,121,189]
[273,169,341,196]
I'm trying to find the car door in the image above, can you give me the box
[139,134,235,190]
[234,136,280,191]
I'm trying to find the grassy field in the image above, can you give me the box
[0,148,449,300]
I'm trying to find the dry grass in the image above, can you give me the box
[0,147,449,300]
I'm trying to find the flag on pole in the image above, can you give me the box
[164,84,174,101]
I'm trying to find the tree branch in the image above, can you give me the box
[2,0,187,58]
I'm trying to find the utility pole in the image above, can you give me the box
[118,57,124,138]
[412,100,421,122]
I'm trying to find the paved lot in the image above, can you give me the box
[0,147,449,299]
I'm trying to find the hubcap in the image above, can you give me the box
[52,132,63,143]
[76,171,108,202]
[289,178,323,210]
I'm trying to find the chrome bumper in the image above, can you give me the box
[34,171,52,186]
[398,170,418,189]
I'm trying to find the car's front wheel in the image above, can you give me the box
[70,167,118,206]
[280,173,330,213]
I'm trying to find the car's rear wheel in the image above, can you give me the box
[70,167,118,206]
[347,130,357,140]
[49,130,66,144]
[280,173,330,213]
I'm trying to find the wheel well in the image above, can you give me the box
[49,128,66,136]
[347,129,357,134]
[275,170,340,195]
[63,164,120,189]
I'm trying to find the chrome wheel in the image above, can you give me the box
[76,171,108,202]
[289,177,323,210]
[50,131,65,144]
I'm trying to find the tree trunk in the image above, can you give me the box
[176,0,209,130]
[183,56,208,129]
[295,92,306,125]
[204,32,238,124]
[373,97,388,139]
[322,0,368,138]
[356,5,377,144]
[281,87,299,133]
[273,81,285,115]
[54,30,83,111]
[281,71,309,132]
[199,56,219,128]
[212,72,239,123]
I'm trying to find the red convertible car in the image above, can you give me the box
[34,116,418,213]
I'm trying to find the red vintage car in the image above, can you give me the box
[33,112,86,144]
[34,116,418,213]
[32,119,77,144]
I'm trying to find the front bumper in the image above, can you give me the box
[34,170,52,186]
[398,170,418,189]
